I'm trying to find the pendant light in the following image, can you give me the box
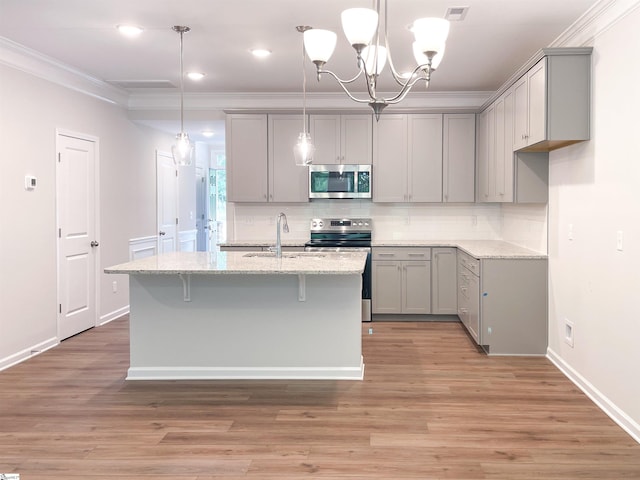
[171,25,193,166]
[293,26,315,166]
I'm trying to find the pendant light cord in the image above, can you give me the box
[179,29,185,134]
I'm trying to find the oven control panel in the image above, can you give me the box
[310,218,372,232]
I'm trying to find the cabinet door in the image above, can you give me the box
[372,261,402,314]
[403,261,431,314]
[373,114,408,202]
[226,114,268,202]
[496,89,515,202]
[432,248,457,314]
[443,114,475,203]
[268,115,309,203]
[512,74,529,151]
[310,115,341,164]
[341,115,372,164]
[408,114,443,202]
[477,105,495,202]
[527,58,547,146]
[467,271,480,343]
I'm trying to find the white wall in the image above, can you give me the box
[0,61,181,368]
[548,3,640,439]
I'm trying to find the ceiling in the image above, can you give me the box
[0,0,598,145]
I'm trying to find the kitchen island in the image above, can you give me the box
[105,251,367,381]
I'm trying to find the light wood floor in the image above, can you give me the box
[1,317,639,479]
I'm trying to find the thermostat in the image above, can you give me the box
[25,175,37,190]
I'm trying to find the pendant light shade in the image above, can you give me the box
[362,45,387,75]
[293,132,315,166]
[171,25,193,167]
[172,132,193,166]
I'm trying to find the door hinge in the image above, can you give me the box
[59,304,62,314]
[175,170,178,177]
[58,228,61,238]
[175,218,179,225]
[58,152,61,163]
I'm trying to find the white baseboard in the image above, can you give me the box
[547,348,640,444]
[0,337,59,372]
[99,305,129,326]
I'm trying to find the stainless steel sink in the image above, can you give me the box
[242,252,326,259]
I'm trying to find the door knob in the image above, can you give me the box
[159,231,166,236]
[90,241,99,247]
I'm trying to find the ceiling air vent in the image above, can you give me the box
[107,80,176,89]
[445,6,469,21]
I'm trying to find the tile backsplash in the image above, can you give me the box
[227,201,548,253]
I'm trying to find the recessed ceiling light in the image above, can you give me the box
[117,24,144,37]
[251,48,272,58]
[187,72,205,81]
[201,130,215,138]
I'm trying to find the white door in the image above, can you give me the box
[56,132,98,340]
[195,170,207,251]
[156,151,178,253]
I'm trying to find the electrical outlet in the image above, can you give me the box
[568,224,574,241]
[616,231,623,251]
[112,281,118,293]
[564,318,574,347]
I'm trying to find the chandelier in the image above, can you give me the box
[171,25,193,166]
[302,0,450,119]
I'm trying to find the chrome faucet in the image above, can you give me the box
[275,212,290,258]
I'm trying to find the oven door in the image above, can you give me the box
[304,246,372,322]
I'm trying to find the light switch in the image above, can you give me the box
[616,231,623,251]
[24,175,37,190]
[568,224,574,241]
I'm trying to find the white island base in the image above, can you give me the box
[127,272,364,381]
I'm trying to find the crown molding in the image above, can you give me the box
[127,90,493,113]
[0,36,129,106]
[550,0,640,47]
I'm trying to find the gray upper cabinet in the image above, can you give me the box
[309,114,372,165]
[443,113,476,203]
[512,48,592,152]
[373,114,443,203]
[268,115,309,203]
[226,114,268,202]
[226,114,309,203]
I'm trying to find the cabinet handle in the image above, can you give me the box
[407,253,424,257]
[378,253,395,257]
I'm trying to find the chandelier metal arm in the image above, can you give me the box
[316,68,378,105]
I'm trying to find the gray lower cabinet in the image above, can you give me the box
[457,250,548,355]
[372,247,431,314]
[431,248,458,314]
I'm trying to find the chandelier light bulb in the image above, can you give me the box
[303,29,337,65]
[341,8,378,48]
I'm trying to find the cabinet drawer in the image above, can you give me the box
[458,251,480,275]
[373,247,431,261]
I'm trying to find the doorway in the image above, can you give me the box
[56,131,99,340]
[156,151,178,254]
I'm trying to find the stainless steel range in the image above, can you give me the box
[305,218,372,322]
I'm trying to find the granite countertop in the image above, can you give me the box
[372,239,546,259]
[219,240,308,248]
[105,251,367,275]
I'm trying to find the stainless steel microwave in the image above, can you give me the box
[309,164,372,199]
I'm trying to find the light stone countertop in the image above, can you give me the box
[105,251,367,275]
[372,239,546,259]
[221,239,546,259]
[219,240,308,248]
